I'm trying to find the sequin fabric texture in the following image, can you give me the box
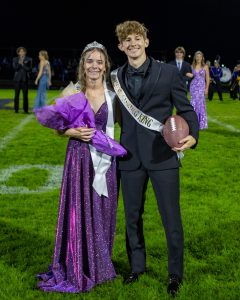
[37,102,118,293]
[190,67,208,129]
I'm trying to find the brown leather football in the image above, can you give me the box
[163,115,189,148]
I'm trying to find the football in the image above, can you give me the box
[163,115,189,148]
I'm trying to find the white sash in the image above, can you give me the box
[89,81,115,197]
[110,69,184,159]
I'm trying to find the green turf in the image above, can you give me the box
[0,89,240,299]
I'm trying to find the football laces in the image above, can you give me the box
[170,117,177,132]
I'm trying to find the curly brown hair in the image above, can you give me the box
[115,20,148,43]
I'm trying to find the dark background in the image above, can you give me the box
[1,0,239,69]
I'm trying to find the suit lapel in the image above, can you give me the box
[139,58,162,109]
[181,61,185,72]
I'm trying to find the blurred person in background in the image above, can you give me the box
[34,50,52,108]
[229,61,240,100]
[189,51,210,130]
[12,46,32,113]
[168,46,192,90]
[208,60,223,101]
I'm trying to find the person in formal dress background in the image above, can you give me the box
[168,46,192,89]
[112,20,199,297]
[208,60,223,101]
[12,46,32,113]
[189,50,210,130]
[34,50,52,108]
[36,41,123,293]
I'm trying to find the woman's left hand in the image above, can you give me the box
[35,80,38,85]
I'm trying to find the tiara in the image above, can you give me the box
[82,41,105,53]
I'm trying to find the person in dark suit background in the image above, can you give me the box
[112,20,199,297]
[208,60,223,101]
[168,46,192,90]
[12,46,32,113]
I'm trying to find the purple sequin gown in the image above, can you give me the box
[37,102,118,293]
[190,67,208,129]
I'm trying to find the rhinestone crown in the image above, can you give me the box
[82,41,105,53]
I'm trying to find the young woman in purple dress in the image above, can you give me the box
[189,51,210,129]
[36,41,124,293]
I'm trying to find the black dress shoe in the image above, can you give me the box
[167,274,182,297]
[124,272,143,284]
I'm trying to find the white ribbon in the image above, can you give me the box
[89,81,115,197]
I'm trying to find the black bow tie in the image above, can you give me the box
[127,69,145,76]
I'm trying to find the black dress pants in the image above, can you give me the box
[121,166,184,278]
[14,81,29,113]
[208,80,223,101]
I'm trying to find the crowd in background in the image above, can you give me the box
[0,55,78,82]
[0,51,239,88]
[0,48,239,108]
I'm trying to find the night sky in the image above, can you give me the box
[1,0,240,69]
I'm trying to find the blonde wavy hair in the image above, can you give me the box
[77,47,111,92]
[192,50,205,68]
[39,50,49,60]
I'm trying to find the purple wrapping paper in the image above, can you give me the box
[34,92,127,157]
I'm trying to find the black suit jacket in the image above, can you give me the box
[13,56,32,82]
[114,57,199,171]
[168,60,192,85]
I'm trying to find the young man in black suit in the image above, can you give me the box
[169,46,192,90]
[12,46,32,113]
[111,20,199,297]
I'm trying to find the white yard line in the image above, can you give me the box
[0,164,63,194]
[0,96,57,153]
[0,115,33,152]
[1,104,239,154]
[208,116,240,133]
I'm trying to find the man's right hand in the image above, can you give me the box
[186,72,193,78]
[19,57,24,65]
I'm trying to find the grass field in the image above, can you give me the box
[0,89,240,300]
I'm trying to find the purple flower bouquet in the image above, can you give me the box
[34,92,127,157]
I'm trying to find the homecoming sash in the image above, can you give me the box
[111,69,184,159]
[89,81,115,197]
[111,69,164,133]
